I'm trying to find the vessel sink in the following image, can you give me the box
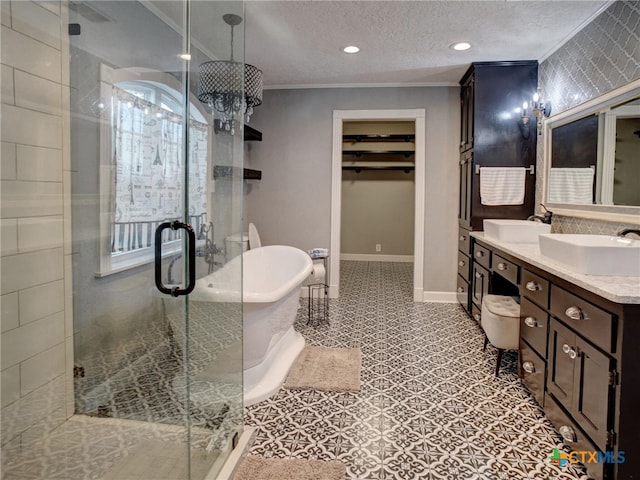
[538,234,640,276]
[483,219,551,243]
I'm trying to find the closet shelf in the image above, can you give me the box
[343,165,414,173]
[213,166,262,180]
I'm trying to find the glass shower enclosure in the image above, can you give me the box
[1,1,245,478]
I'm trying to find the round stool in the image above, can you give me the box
[481,294,520,376]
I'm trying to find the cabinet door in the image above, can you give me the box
[573,337,614,451]
[458,151,472,227]
[460,74,474,152]
[471,262,489,308]
[547,319,576,408]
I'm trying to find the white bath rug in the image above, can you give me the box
[284,346,361,392]
[233,455,346,480]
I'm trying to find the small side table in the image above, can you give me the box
[307,254,329,325]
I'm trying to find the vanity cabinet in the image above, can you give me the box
[471,235,640,480]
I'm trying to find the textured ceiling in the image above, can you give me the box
[244,0,611,88]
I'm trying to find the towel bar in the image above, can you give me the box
[475,165,534,175]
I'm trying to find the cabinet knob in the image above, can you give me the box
[497,262,507,271]
[459,235,466,241]
[522,361,535,373]
[459,260,466,267]
[473,314,480,322]
[565,306,586,321]
[457,287,464,293]
[475,251,484,258]
[559,425,577,443]
[562,343,571,354]
[475,272,481,279]
[524,316,538,328]
[525,281,541,292]
[562,343,578,359]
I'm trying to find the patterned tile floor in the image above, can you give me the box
[245,261,591,480]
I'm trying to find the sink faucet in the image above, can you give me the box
[527,204,553,224]
[617,228,640,238]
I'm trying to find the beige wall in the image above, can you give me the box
[245,86,460,295]
[341,170,415,256]
[0,0,73,453]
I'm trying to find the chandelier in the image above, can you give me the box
[197,14,263,134]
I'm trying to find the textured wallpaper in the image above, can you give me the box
[537,0,640,234]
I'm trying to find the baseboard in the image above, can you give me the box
[340,254,414,262]
[422,291,459,303]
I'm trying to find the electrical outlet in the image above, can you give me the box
[375,244,381,252]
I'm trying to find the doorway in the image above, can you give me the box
[330,110,426,301]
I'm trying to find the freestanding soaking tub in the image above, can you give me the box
[191,245,313,405]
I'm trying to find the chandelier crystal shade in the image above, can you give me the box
[197,14,263,134]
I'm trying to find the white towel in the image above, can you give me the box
[548,167,594,204]
[480,167,526,206]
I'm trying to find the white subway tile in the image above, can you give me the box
[65,336,74,417]
[1,64,14,104]
[18,216,63,253]
[63,171,72,254]
[38,2,60,16]
[0,26,61,83]
[1,142,16,180]
[20,343,65,395]
[1,104,62,149]
[11,1,61,49]
[0,247,63,294]
[63,254,72,337]
[14,70,62,116]
[0,1,11,28]
[18,279,64,325]
[1,218,17,256]
[16,144,62,182]
[0,180,63,218]
[0,374,65,446]
[1,310,64,367]
[1,365,20,407]
[1,292,19,332]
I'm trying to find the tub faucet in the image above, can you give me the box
[617,228,640,239]
[527,204,553,224]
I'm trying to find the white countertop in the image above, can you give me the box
[471,232,640,304]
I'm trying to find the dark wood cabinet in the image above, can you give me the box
[457,61,538,231]
[472,236,640,480]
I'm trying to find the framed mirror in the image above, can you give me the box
[542,78,640,224]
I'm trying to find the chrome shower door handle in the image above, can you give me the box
[154,221,196,297]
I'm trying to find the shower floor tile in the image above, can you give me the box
[245,261,591,480]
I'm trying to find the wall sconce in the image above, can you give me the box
[521,101,530,125]
[532,88,551,133]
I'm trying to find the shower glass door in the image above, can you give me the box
[69,1,244,479]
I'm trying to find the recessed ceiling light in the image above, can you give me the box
[450,42,471,51]
[343,45,360,54]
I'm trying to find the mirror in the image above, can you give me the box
[543,78,640,224]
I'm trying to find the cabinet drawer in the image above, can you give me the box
[457,251,470,281]
[521,269,550,308]
[473,243,491,269]
[458,227,471,254]
[544,395,605,480]
[520,297,548,358]
[519,340,545,407]
[493,254,519,285]
[550,286,615,354]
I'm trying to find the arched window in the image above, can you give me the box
[99,70,209,275]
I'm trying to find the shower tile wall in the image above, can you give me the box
[536,0,640,233]
[0,0,74,459]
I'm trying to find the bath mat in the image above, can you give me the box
[284,346,361,392]
[233,455,346,480]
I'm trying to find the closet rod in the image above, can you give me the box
[342,166,414,173]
